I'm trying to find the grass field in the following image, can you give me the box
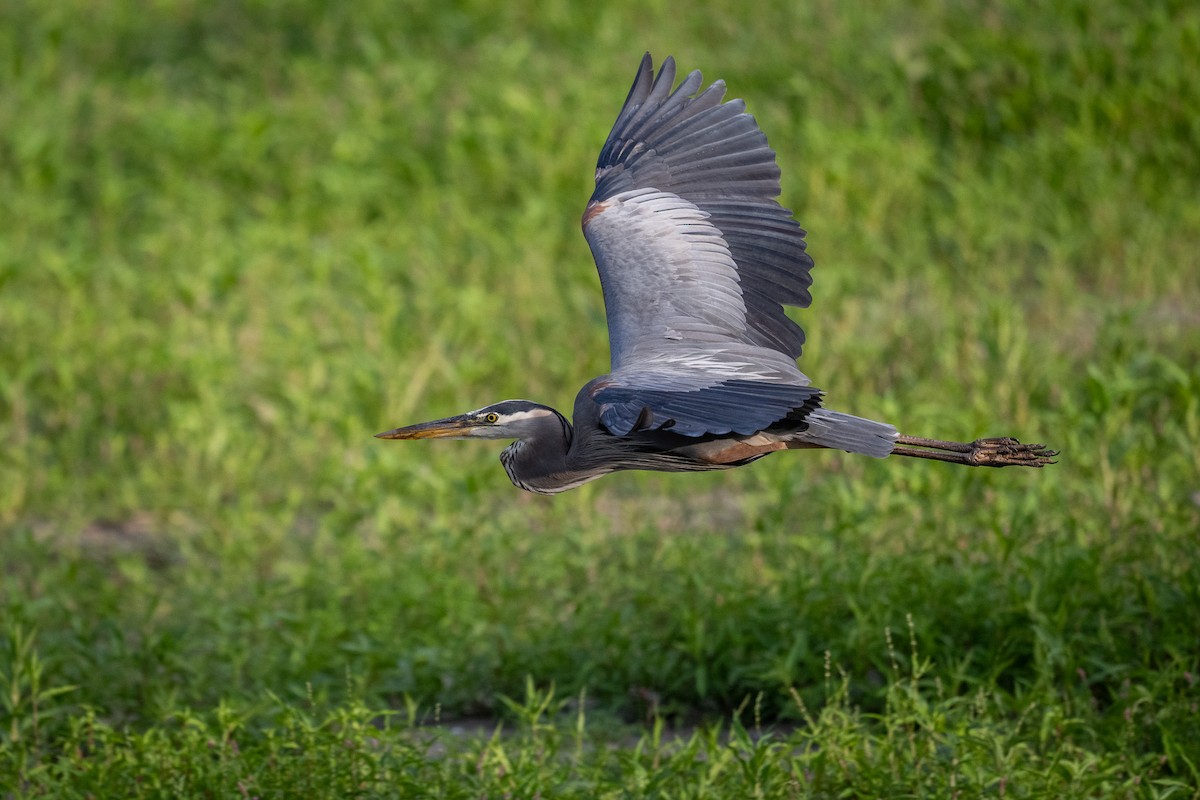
[3,0,1199,796]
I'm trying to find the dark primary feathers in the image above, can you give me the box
[588,53,814,359]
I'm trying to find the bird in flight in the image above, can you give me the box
[377,54,1057,494]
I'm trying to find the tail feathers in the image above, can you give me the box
[798,408,898,458]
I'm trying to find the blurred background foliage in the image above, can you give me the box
[1,0,1198,788]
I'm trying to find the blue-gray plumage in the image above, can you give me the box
[376,54,1057,494]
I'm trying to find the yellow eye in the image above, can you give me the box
[485,412,499,423]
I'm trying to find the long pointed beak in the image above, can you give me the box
[375,414,476,440]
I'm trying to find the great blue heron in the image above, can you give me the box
[377,54,1057,494]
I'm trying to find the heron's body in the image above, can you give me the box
[491,389,793,495]
[378,55,1056,492]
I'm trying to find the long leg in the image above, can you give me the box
[891,435,1057,468]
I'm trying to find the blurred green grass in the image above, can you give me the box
[2,0,1199,795]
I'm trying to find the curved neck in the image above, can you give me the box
[500,410,598,494]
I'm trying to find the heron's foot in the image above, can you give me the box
[892,434,1058,468]
[966,437,1058,468]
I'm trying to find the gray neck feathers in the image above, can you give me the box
[499,409,585,494]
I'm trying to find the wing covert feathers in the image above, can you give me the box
[579,55,889,445]
[585,53,814,362]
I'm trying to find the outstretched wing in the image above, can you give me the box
[582,53,818,437]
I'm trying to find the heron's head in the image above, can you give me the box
[375,400,565,442]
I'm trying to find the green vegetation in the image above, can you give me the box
[3,0,1198,795]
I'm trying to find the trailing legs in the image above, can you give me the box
[890,435,1057,467]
